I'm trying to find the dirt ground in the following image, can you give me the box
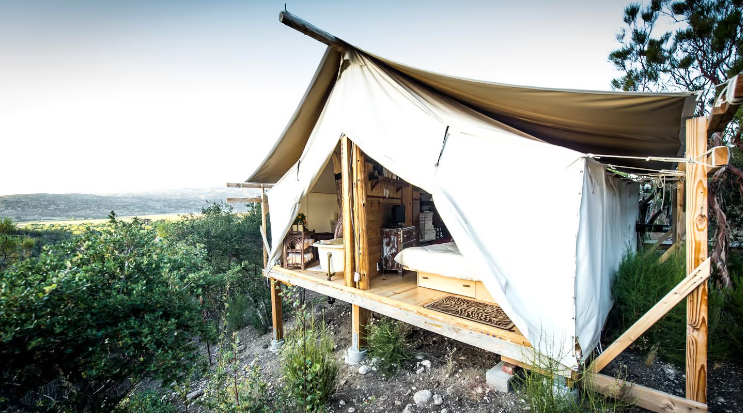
[180,289,742,412]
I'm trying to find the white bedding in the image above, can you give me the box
[394,242,483,281]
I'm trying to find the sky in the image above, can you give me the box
[1,0,640,195]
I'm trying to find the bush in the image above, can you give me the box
[161,203,271,333]
[366,316,411,376]
[607,249,743,365]
[114,390,176,413]
[281,303,338,412]
[0,219,215,411]
[199,335,270,413]
[516,338,632,413]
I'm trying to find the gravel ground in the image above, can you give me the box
[152,289,742,412]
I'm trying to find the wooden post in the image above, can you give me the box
[341,136,355,287]
[261,184,268,267]
[685,117,708,403]
[270,278,283,343]
[674,163,686,244]
[402,185,413,226]
[351,304,370,351]
[353,144,370,290]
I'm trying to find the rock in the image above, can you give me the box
[359,365,372,375]
[348,408,356,413]
[372,357,381,365]
[415,353,424,360]
[413,389,433,406]
[441,409,449,413]
[445,386,456,396]
[662,364,678,380]
[433,394,443,405]
[474,385,484,394]
[339,400,346,406]
[395,400,402,406]
[186,389,203,401]
[416,367,425,374]
[403,404,415,413]
[421,360,432,369]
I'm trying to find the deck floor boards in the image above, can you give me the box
[279,266,526,341]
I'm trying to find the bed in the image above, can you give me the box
[394,242,495,302]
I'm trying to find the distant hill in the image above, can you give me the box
[0,187,259,222]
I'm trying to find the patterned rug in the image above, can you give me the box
[424,296,515,331]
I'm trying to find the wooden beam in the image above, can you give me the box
[402,185,413,226]
[341,136,355,288]
[658,241,681,264]
[585,373,707,412]
[636,223,671,233]
[226,182,274,189]
[270,278,283,342]
[260,185,267,267]
[685,117,708,403]
[352,304,369,351]
[226,197,261,203]
[265,265,560,373]
[705,146,730,173]
[278,11,349,53]
[707,73,743,137]
[353,144,370,290]
[645,229,674,255]
[674,163,686,244]
[591,258,710,373]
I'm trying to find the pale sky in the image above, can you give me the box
[1,0,637,195]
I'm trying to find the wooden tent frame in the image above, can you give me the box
[231,11,742,412]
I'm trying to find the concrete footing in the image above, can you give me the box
[269,339,284,353]
[344,347,367,365]
[486,361,516,393]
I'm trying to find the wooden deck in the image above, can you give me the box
[266,265,539,367]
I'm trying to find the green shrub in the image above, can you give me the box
[607,249,743,365]
[0,218,215,411]
[199,335,270,413]
[160,203,271,333]
[516,339,632,413]
[366,316,411,376]
[281,308,338,412]
[114,390,176,413]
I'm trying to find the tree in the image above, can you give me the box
[0,218,215,411]
[609,0,743,287]
[160,203,272,332]
[0,217,35,270]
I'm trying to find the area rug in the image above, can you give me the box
[424,296,515,330]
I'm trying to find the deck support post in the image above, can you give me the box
[341,136,355,287]
[346,304,369,364]
[674,163,686,245]
[261,184,268,267]
[352,143,370,290]
[685,117,708,403]
[270,278,284,351]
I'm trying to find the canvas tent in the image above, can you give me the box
[251,42,697,369]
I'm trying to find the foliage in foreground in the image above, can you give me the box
[366,316,412,376]
[114,390,177,413]
[198,335,271,413]
[160,203,271,333]
[0,218,215,411]
[516,339,633,413]
[607,249,743,365]
[281,288,339,412]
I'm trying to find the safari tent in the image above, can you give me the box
[231,11,740,412]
